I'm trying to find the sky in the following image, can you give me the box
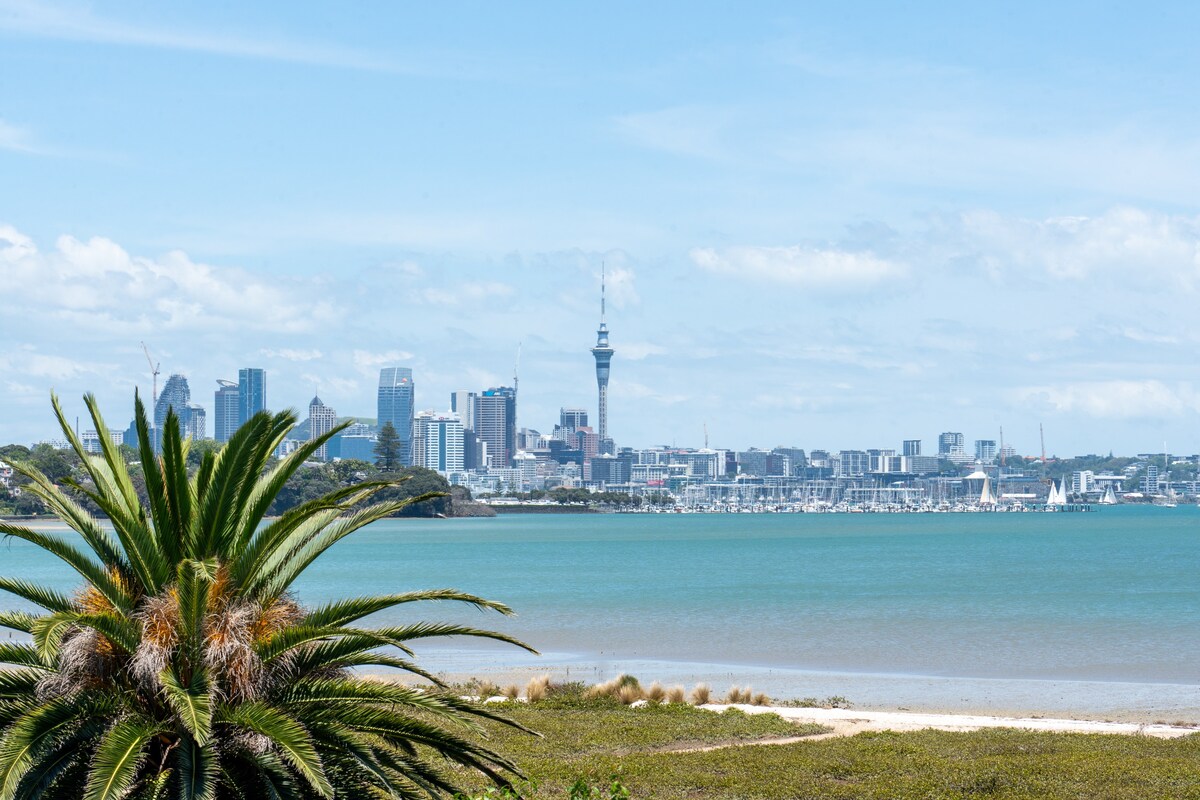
[4,1,1200,456]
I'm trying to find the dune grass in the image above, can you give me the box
[456,691,1200,799]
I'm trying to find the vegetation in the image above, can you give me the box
[375,421,403,472]
[441,694,1200,799]
[0,394,535,799]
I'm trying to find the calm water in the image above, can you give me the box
[5,506,1200,715]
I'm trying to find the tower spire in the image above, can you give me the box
[591,263,614,451]
[601,262,606,322]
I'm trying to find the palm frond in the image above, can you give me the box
[175,736,216,800]
[0,578,74,614]
[82,716,162,800]
[302,590,515,630]
[0,525,132,614]
[159,669,212,746]
[217,702,332,798]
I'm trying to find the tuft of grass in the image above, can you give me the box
[617,684,644,705]
[526,674,551,703]
[645,681,666,705]
[666,685,686,705]
[725,686,753,704]
[752,692,771,707]
[689,683,711,705]
[502,684,520,700]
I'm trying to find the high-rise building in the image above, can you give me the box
[590,268,614,453]
[214,380,239,442]
[378,368,415,465]
[473,387,516,468]
[975,439,998,463]
[903,439,922,457]
[155,374,192,433]
[555,408,588,442]
[938,432,964,456]
[185,405,206,440]
[450,390,476,431]
[308,395,338,462]
[414,413,465,474]
[238,368,266,426]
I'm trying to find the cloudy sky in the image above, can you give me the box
[4,1,1200,456]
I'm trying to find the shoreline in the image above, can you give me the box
[377,649,1200,725]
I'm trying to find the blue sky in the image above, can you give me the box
[4,1,1200,456]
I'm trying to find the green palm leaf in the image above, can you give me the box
[0,393,534,799]
[82,717,162,800]
[218,703,332,798]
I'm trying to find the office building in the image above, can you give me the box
[238,368,266,426]
[903,439,922,457]
[214,380,239,442]
[308,395,338,462]
[975,439,998,463]
[153,374,205,446]
[378,367,415,465]
[451,390,476,431]
[473,387,516,468]
[414,413,465,473]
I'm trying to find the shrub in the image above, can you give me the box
[666,684,686,704]
[690,682,712,705]
[526,674,551,702]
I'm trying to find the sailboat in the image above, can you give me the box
[979,475,997,507]
[1099,485,1118,505]
[1046,480,1066,508]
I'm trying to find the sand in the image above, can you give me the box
[705,703,1199,740]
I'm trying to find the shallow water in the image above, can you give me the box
[4,505,1199,716]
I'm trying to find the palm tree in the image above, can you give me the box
[0,394,536,800]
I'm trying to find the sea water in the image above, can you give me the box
[5,506,1200,718]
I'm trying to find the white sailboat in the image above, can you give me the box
[979,475,997,507]
[1100,485,1117,505]
[1046,481,1066,507]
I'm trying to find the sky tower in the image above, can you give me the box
[591,266,614,449]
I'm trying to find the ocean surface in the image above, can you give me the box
[5,506,1200,719]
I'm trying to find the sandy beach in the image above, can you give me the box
[713,704,1199,740]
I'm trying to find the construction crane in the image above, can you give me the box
[141,342,160,407]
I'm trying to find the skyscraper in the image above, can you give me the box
[556,408,588,442]
[378,367,414,465]
[413,413,465,474]
[473,387,516,468]
[154,374,206,447]
[590,268,614,453]
[238,368,266,426]
[308,395,337,462]
[214,380,239,442]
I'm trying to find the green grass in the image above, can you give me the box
[461,699,1200,799]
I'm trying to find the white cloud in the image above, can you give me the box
[261,348,323,362]
[620,342,667,360]
[0,0,431,75]
[420,282,513,306]
[1011,380,1200,419]
[690,245,906,288]
[352,350,413,376]
[946,207,1200,287]
[0,224,337,334]
[612,379,687,405]
[613,106,735,160]
[0,119,36,154]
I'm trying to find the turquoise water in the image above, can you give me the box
[4,506,1200,715]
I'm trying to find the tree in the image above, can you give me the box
[374,421,402,472]
[381,467,453,517]
[0,394,535,799]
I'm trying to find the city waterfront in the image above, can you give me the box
[7,505,1199,719]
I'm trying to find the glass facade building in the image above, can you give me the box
[378,367,415,466]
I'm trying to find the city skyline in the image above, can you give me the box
[6,4,1200,453]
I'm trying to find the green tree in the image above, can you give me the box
[381,467,453,517]
[374,421,402,472]
[0,394,534,799]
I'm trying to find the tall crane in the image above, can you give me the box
[141,342,160,407]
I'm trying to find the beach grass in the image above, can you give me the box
[458,697,1200,799]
